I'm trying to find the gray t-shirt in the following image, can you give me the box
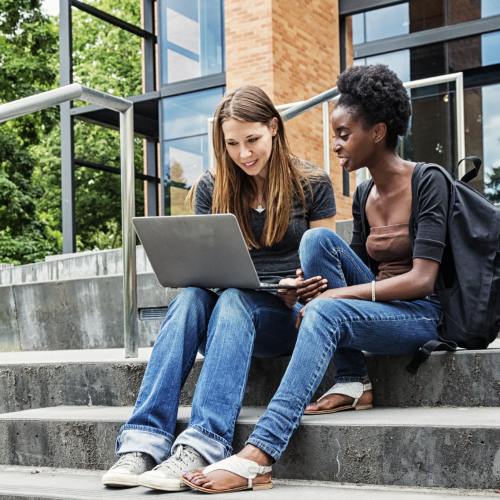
[194,164,337,284]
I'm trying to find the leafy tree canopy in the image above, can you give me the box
[0,0,145,264]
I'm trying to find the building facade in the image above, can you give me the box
[59,0,500,252]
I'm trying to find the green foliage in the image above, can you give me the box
[70,0,145,251]
[72,0,142,100]
[0,0,146,264]
[0,0,60,265]
[485,165,500,205]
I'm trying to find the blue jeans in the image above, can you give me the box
[247,227,441,461]
[116,287,301,464]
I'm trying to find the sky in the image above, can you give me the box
[41,0,60,16]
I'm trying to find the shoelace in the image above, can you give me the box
[112,452,144,469]
[154,445,198,472]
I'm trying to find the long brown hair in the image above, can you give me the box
[189,85,319,249]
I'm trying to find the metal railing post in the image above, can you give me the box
[0,84,137,359]
[322,101,330,175]
[455,72,466,178]
[121,107,138,358]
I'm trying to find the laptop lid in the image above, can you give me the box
[132,214,262,289]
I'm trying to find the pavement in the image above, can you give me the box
[0,467,498,500]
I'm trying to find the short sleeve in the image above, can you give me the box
[309,172,337,221]
[194,171,215,215]
[413,168,450,263]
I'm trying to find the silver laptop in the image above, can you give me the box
[132,214,296,290]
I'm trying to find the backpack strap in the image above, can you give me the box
[407,163,458,375]
[453,156,482,184]
[406,339,457,374]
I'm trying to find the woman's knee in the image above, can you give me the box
[159,287,216,332]
[300,298,343,341]
[216,288,252,309]
[299,227,342,260]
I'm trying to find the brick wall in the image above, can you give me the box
[224,0,355,220]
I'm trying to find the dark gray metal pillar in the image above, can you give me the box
[60,0,76,253]
[339,15,350,197]
[143,0,158,216]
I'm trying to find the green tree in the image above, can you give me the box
[0,0,60,265]
[0,0,147,263]
[485,165,500,205]
[68,0,145,251]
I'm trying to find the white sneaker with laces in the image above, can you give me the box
[139,445,209,491]
[102,451,156,487]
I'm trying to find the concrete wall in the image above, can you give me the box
[0,274,180,352]
[0,221,354,352]
[0,246,152,286]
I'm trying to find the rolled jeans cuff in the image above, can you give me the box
[172,425,232,464]
[116,425,174,464]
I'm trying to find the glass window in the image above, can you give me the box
[162,87,224,215]
[482,84,500,204]
[482,0,500,18]
[367,50,411,83]
[355,31,500,82]
[160,0,224,85]
[352,3,409,44]
[482,32,500,66]
[352,1,500,45]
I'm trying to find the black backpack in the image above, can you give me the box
[406,157,500,373]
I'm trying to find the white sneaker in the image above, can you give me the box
[102,452,156,487]
[139,445,209,491]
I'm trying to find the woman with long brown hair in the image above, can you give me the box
[102,85,336,492]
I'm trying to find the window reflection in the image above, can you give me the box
[162,87,224,215]
[482,32,500,67]
[352,1,500,45]
[483,84,500,204]
[160,0,224,84]
[352,3,409,44]
[355,50,410,83]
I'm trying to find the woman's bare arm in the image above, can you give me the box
[296,258,440,327]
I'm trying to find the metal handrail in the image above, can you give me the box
[0,83,138,358]
[279,87,340,122]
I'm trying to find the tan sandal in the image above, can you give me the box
[304,381,373,415]
[181,455,273,494]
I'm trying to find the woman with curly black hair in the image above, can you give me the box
[181,65,447,493]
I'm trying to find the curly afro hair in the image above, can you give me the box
[336,64,412,150]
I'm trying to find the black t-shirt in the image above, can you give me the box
[194,163,337,283]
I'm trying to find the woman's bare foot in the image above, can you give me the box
[183,444,272,491]
[306,382,373,412]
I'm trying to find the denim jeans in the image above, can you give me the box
[247,227,441,461]
[116,287,301,464]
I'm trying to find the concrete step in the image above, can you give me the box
[1,406,500,489]
[2,343,500,413]
[0,467,498,500]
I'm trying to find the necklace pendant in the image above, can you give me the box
[256,204,265,213]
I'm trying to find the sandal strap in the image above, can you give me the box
[317,381,372,407]
[203,456,272,489]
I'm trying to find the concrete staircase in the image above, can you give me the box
[1,220,500,497]
[1,343,500,496]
